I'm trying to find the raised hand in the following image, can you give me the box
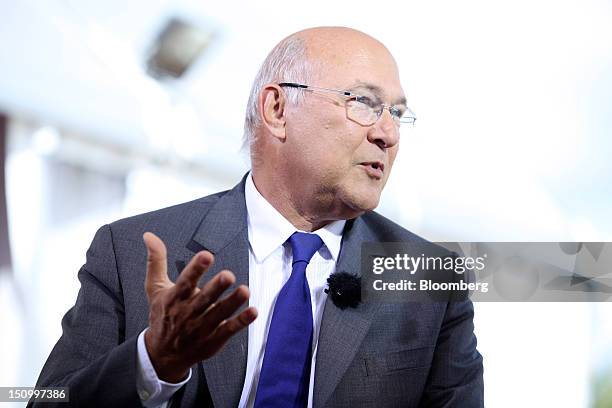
[142,232,257,382]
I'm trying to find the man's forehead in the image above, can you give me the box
[312,57,405,103]
[295,27,406,102]
[348,81,407,105]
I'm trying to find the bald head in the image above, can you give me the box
[293,26,394,68]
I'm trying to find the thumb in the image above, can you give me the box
[143,232,172,301]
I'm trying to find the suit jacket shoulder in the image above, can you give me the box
[108,189,228,239]
[359,211,429,243]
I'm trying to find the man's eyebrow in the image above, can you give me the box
[348,82,407,105]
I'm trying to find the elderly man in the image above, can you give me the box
[33,27,483,407]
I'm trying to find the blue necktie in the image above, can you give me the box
[254,232,324,408]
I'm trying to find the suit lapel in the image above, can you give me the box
[314,218,382,408]
[181,175,250,408]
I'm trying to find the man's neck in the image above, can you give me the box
[250,172,339,232]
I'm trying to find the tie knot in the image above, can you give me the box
[288,232,324,265]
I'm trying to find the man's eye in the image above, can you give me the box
[355,96,378,109]
[390,106,405,118]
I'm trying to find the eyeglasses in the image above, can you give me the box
[278,82,416,128]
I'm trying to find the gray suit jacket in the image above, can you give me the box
[32,175,484,407]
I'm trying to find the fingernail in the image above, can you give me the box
[199,254,209,266]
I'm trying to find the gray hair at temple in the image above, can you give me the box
[242,35,317,155]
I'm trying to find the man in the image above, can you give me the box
[32,27,483,407]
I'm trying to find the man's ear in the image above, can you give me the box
[259,84,287,140]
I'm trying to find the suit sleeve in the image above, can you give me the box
[29,224,143,407]
[418,298,484,407]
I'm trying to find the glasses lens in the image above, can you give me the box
[346,99,377,126]
[400,116,416,127]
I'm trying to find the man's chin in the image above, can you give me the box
[340,193,381,216]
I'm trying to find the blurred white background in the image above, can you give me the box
[0,0,611,406]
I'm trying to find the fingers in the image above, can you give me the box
[144,232,171,300]
[205,307,258,355]
[174,250,215,299]
[198,285,250,330]
[189,270,236,315]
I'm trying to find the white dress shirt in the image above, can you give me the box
[136,174,345,408]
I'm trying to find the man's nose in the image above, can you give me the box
[367,109,399,149]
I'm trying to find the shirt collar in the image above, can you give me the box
[245,173,345,263]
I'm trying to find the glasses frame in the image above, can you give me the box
[277,82,416,127]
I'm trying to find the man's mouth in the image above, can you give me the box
[359,161,385,179]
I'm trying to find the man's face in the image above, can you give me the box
[283,35,405,218]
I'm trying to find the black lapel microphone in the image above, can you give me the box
[325,271,361,309]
